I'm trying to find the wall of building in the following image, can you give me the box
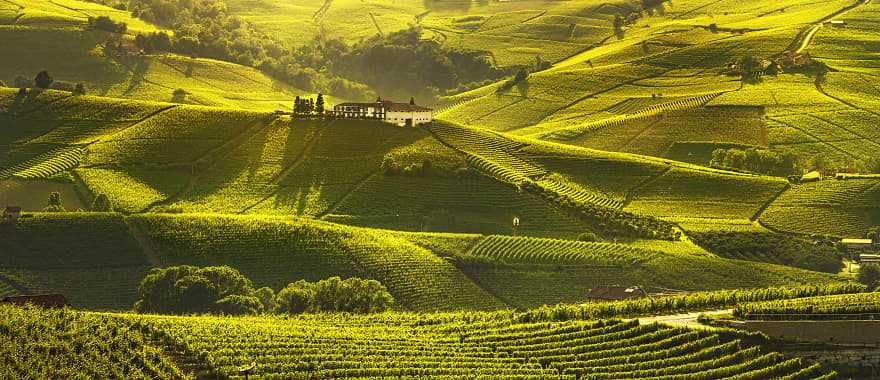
[385,111,432,126]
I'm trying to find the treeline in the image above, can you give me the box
[88,0,506,103]
[689,231,843,273]
[710,147,799,177]
[134,265,393,315]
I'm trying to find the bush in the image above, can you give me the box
[90,194,113,212]
[255,287,275,312]
[134,265,257,315]
[215,295,263,315]
[89,16,127,34]
[577,232,601,242]
[275,277,393,314]
[859,264,880,289]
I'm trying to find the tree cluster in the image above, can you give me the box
[88,15,127,34]
[94,0,505,103]
[275,277,394,314]
[293,94,324,116]
[689,231,843,273]
[710,147,800,177]
[134,266,393,315]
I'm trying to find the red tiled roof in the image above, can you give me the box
[4,206,21,213]
[386,103,432,112]
[1,294,70,308]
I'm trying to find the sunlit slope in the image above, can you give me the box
[760,178,880,237]
[429,121,788,224]
[0,90,592,238]
[0,213,842,311]
[228,0,633,68]
[0,0,314,111]
[123,312,834,379]
[438,0,879,166]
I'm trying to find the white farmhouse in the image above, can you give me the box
[331,98,432,127]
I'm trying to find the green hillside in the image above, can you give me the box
[437,0,879,171]
[2,304,837,379]
[0,213,843,311]
[0,0,318,111]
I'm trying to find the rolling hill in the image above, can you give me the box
[437,0,880,171]
[2,304,838,379]
[0,0,320,111]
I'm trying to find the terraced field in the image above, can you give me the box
[1,304,838,379]
[760,178,880,237]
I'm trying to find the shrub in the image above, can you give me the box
[577,232,601,242]
[275,277,393,314]
[134,265,257,314]
[90,194,113,212]
[43,192,66,212]
[89,16,127,34]
[255,287,276,312]
[215,295,263,315]
[859,264,880,290]
[275,280,315,314]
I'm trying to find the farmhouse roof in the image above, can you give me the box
[386,102,432,112]
[586,286,647,301]
[334,101,432,112]
[1,294,70,308]
[4,206,21,213]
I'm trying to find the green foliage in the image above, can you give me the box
[119,308,834,379]
[90,194,113,212]
[0,305,184,379]
[520,283,865,322]
[734,292,880,319]
[43,191,65,212]
[88,15,127,33]
[710,147,800,176]
[689,231,843,273]
[134,265,258,315]
[34,70,53,89]
[858,264,880,288]
[276,276,394,314]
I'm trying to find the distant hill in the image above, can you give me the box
[437,0,880,171]
[0,0,321,111]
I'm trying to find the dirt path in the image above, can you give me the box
[124,219,162,267]
[636,309,732,328]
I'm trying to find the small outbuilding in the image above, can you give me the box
[843,238,875,251]
[1,294,70,308]
[586,286,647,301]
[860,254,880,266]
[829,20,846,27]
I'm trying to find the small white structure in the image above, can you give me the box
[829,20,846,27]
[843,238,875,250]
[860,254,880,265]
[332,98,432,127]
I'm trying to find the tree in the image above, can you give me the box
[134,265,259,315]
[409,96,415,105]
[275,280,315,314]
[315,93,325,116]
[90,194,112,212]
[293,96,301,114]
[43,192,65,212]
[73,83,86,96]
[858,264,880,290]
[35,71,53,89]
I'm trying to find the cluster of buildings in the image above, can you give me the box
[331,98,433,127]
[842,231,880,265]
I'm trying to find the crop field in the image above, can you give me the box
[734,292,880,320]
[0,304,840,379]
[760,178,880,237]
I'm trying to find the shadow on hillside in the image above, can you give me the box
[123,58,152,96]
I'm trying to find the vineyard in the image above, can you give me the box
[117,310,835,379]
[734,292,880,320]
